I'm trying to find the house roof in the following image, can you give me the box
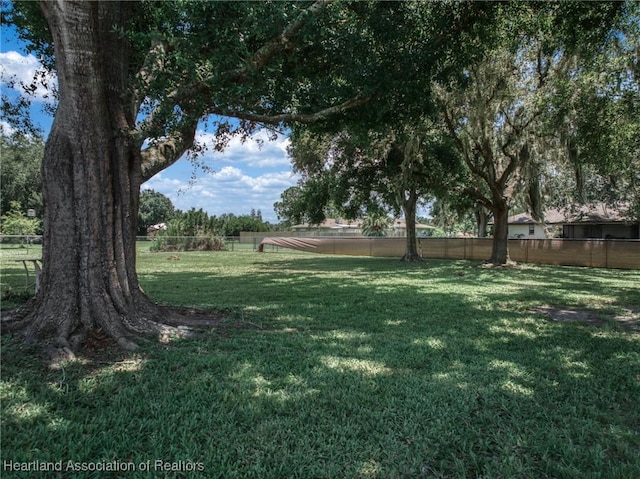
[391,219,435,229]
[507,203,634,225]
[291,218,435,230]
[291,218,363,230]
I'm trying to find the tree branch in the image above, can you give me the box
[140,117,199,182]
[132,35,169,117]
[133,0,338,141]
[144,0,333,113]
[227,0,332,83]
[442,108,465,153]
[498,142,528,190]
[463,186,492,210]
[207,96,369,125]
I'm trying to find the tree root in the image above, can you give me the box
[481,259,519,268]
[400,253,425,263]
[1,302,231,356]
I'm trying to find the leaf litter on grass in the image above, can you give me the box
[531,306,640,333]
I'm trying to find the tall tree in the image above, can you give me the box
[137,189,175,236]
[437,2,624,264]
[0,133,44,218]
[385,122,461,261]
[438,44,550,264]
[281,119,460,261]
[3,1,493,351]
[550,3,640,219]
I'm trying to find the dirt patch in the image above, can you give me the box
[43,306,260,368]
[531,306,640,333]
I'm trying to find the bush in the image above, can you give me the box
[150,235,226,252]
[0,201,41,235]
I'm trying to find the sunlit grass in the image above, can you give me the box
[1,248,639,478]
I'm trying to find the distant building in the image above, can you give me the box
[507,204,639,239]
[290,218,435,237]
[389,218,437,237]
[146,222,167,238]
[290,218,363,234]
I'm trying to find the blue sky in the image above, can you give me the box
[1,26,298,223]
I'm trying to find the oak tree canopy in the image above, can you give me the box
[2,0,493,352]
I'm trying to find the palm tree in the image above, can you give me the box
[361,213,390,237]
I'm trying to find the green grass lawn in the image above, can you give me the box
[1,245,639,478]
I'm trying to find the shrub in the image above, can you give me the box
[150,234,226,252]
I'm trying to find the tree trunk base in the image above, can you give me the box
[1,300,227,357]
[400,253,425,263]
[482,259,518,268]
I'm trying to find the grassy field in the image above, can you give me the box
[1,244,639,478]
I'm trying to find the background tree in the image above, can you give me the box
[437,2,624,264]
[274,180,341,228]
[215,213,271,238]
[0,133,43,219]
[282,118,461,261]
[384,122,461,260]
[274,130,340,226]
[361,213,390,237]
[549,3,640,219]
[137,189,176,236]
[180,208,212,237]
[0,200,41,236]
[429,197,479,238]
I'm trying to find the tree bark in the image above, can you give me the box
[489,200,511,265]
[476,206,489,238]
[400,189,422,262]
[3,1,188,351]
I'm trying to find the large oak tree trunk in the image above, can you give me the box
[489,201,511,265]
[4,1,186,351]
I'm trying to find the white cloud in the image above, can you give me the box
[194,129,291,169]
[143,164,300,223]
[0,120,17,136]
[0,51,56,101]
[215,165,244,180]
[141,127,298,222]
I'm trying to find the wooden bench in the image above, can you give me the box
[12,258,42,292]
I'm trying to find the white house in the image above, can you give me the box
[507,213,548,239]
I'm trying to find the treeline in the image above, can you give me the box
[161,209,271,238]
[138,189,271,238]
[0,134,43,235]
[276,3,639,264]
[0,135,275,239]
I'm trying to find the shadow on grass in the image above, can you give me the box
[2,255,639,478]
